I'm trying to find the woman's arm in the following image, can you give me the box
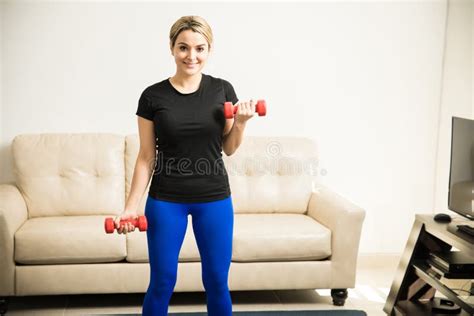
[222,99,256,156]
[223,119,247,156]
[124,117,156,212]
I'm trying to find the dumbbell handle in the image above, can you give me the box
[117,218,139,226]
[231,100,266,114]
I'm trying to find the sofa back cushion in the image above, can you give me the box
[13,133,125,218]
[223,136,319,214]
[125,135,319,214]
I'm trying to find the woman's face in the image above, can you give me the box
[170,29,210,76]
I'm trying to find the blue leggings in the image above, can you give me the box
[142,195,234,316]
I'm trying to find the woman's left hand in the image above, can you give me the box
[234,99,256,125]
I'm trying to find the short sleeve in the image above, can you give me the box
[135,91,155,121]
[223,79,239,105]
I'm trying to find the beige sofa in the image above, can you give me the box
[0,133,366,314]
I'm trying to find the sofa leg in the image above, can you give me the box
[331,288,348,306]
[0,297,9,316]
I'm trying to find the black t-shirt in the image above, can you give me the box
[136,73,239,203]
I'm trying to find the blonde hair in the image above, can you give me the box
[169,16,213,51]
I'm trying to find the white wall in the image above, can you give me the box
[0,2,3,180]
[433,0,473,216]
[1,1,449,254]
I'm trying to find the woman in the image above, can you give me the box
[114,15,255,316]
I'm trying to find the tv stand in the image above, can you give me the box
[449,223,474,242]
[383,214,474,315]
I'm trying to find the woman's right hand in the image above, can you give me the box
[114,210,139,234]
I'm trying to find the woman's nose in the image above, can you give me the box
[187,49,197,59]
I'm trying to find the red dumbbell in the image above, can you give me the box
[104,215,148,234]
[224,100,267,119]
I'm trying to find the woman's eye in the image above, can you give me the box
[179,47,204,52]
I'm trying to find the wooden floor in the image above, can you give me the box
[5,254,400,315]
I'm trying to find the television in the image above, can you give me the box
[448,116,474,220]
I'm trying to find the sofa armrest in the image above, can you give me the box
[306,184,366,287]
[0,184,28,296]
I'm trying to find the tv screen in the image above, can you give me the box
[448,116,474,220]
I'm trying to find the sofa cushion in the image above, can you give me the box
[222,136,319,214]
[126,213,331,263]
[12,133,125,218]
[232,213,331,261]
[15,216,126,264]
